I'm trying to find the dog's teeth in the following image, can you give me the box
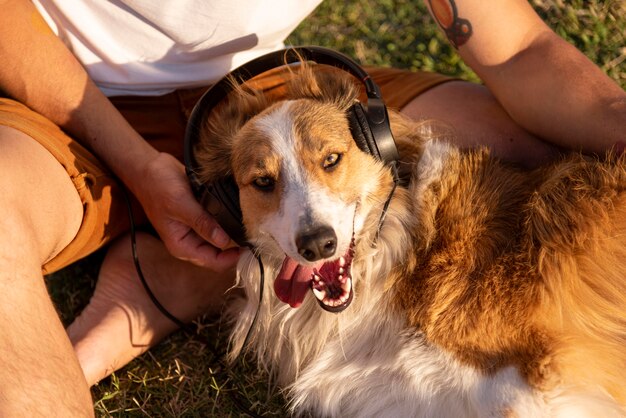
[312,275,325,286]
[312,287,326,301]
[338,274,343,283]
[341,278,352,292]
[339,256,346,266]
[338,267,344,274]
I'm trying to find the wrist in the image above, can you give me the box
[122,151,185,206]
[66,83,161,191]
[113,144,161,197]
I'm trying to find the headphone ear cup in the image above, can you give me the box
[200,176,249,247]
[347,102,379,160]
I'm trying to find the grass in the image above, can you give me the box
[45,0,625,416]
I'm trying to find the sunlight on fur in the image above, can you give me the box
[194,61,626,417]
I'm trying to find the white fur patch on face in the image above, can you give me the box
[255,101,356,264]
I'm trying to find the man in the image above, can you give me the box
[0,0,623,415]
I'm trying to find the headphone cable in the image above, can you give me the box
[120,184,265,418]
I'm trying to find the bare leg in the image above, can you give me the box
[68,232,236,386]
[0,126,92,416]
[401,81,562,168]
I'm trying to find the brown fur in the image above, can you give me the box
[195,64,360,186]
[194,61,626,409]
[195,66,375,237]
[393,146,626,400]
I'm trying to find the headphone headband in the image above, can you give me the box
[184,46,399,246]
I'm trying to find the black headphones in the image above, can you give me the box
[184,46,399,247]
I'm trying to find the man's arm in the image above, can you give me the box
[425,0,626,155]
[0,0,238,268]
[0,1,156,186]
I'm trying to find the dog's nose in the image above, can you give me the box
[296,226,337,262]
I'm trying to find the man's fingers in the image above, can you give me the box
[196,242,241,271]
[179,196,232,249]
[207,220,231,248]
[169,229,241,270]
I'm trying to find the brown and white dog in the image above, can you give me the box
[195,64,626,417]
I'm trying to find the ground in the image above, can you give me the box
[45,0,625,416]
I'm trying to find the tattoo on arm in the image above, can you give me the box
[428,0,473,48]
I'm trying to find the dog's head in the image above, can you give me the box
[196,65,396,313]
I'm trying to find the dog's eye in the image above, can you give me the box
[252,176,275,191]
[323,153,342,170]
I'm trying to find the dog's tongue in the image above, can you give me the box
[274,257,314,308]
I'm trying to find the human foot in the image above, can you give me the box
[67,232,237,386]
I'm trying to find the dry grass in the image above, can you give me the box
[45,0,625,416]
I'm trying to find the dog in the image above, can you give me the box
[193,63,626,417]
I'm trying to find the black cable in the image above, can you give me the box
[242,252,264,352]
[119,158,395,415]
[119,184,265,418]
[375,161,400,241]
[125,199,194,334]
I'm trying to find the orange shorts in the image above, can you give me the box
[0,67,453,274]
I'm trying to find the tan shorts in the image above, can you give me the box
[0,67,453,274]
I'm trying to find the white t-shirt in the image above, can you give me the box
[32,0,321,96]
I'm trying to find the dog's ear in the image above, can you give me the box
[195,78,269,184]
[287,64,360,112]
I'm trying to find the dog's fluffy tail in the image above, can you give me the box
[529,153,626,405]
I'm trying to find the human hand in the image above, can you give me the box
[132,152,241,271]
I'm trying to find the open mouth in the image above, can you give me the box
[273,238,356,313]
[310,240,355,312]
